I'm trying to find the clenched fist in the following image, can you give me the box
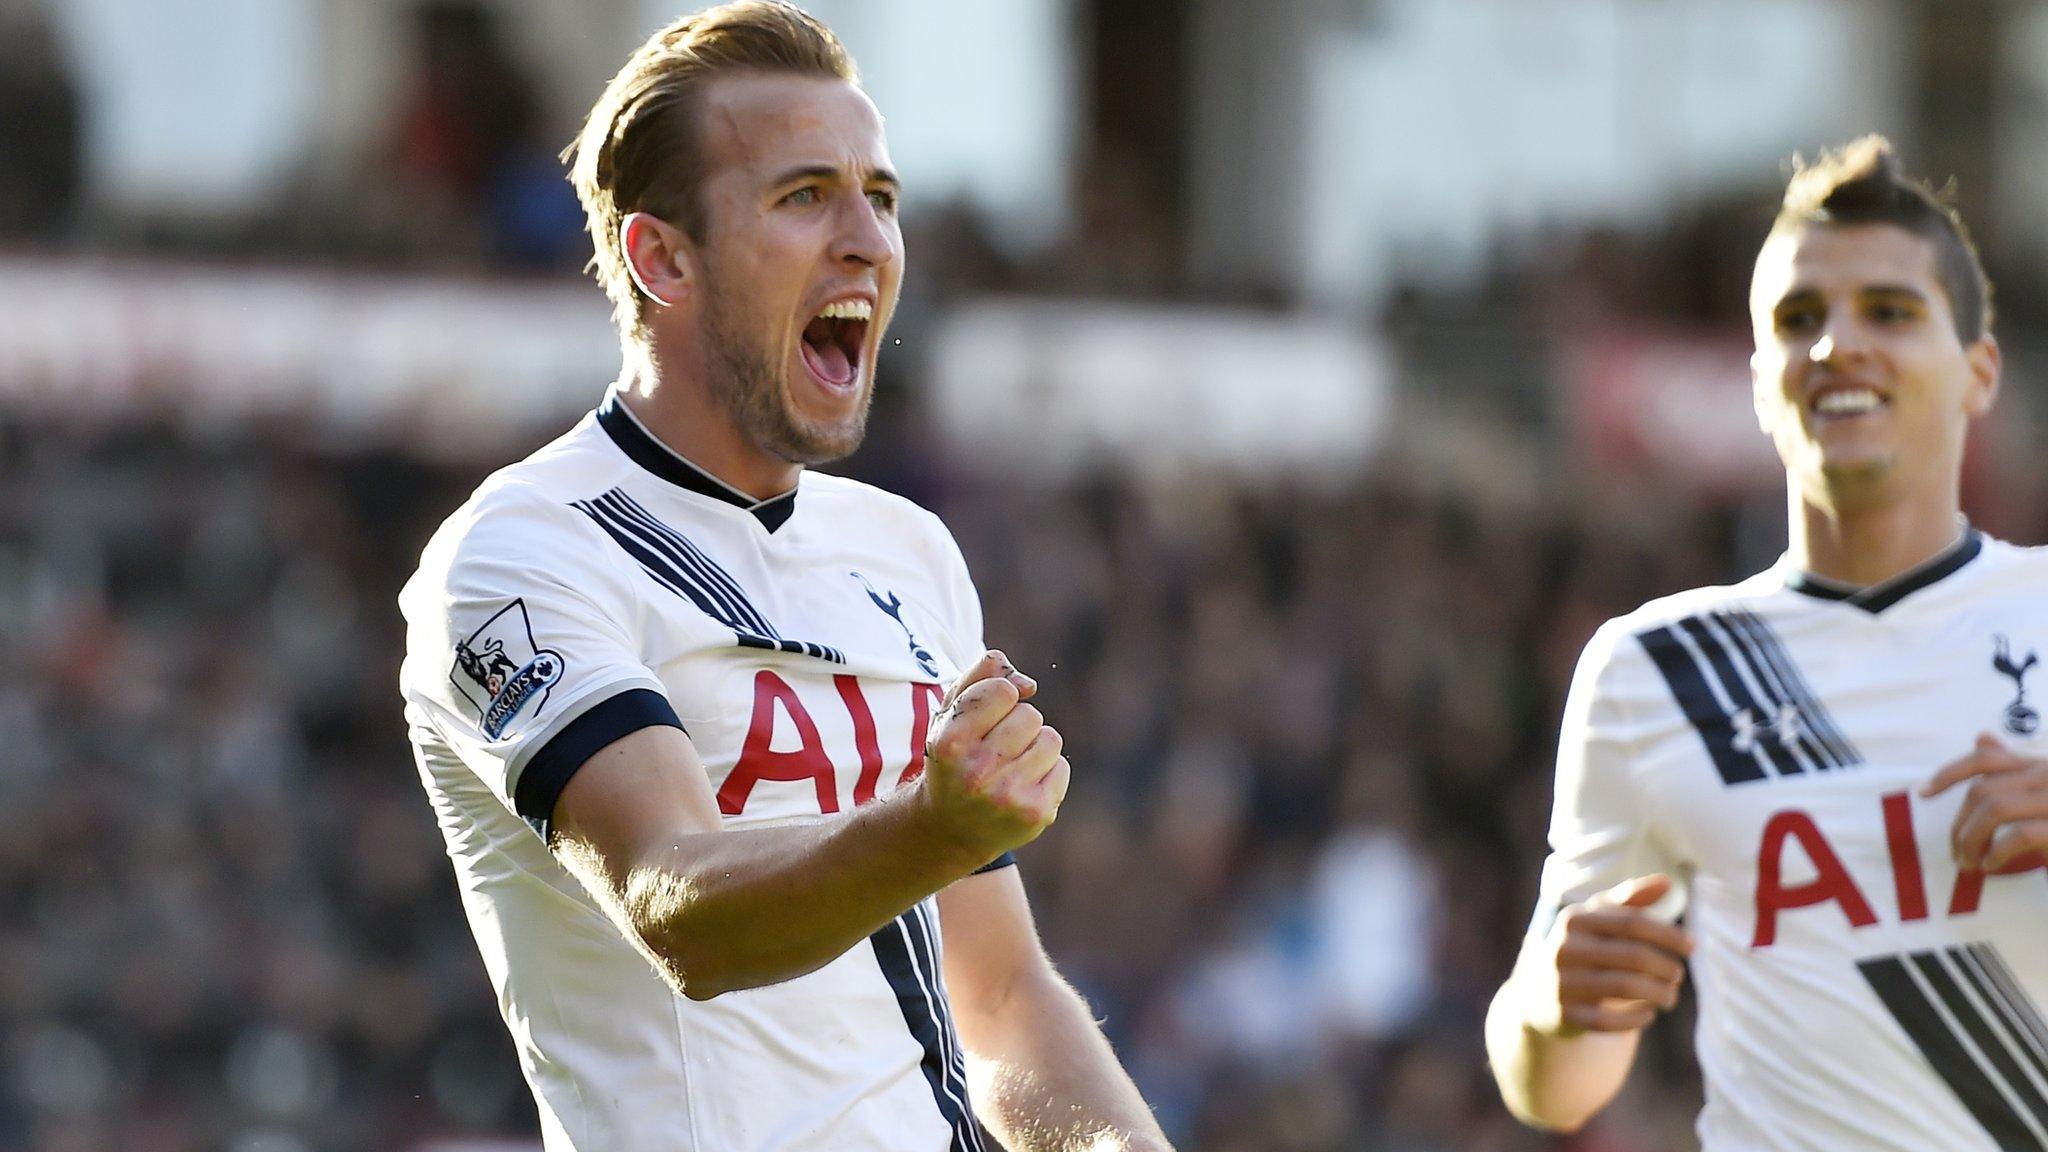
[917,650,1071,861]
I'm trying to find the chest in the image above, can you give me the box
[606,514,966,827]
[1632,604,2048,947]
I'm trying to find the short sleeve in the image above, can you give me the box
[929,514,987,673]
[1528,620,1687,938]
[400,486,681,837]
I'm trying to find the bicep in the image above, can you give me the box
[550,724,726,891]
[936,864,1047,1029]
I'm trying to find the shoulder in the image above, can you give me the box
[800,471,962,553]
[1610,570,1781,635]
[415,474,599,580]
[401,444,626,623]
[1572,571,1782,691]
[1974,533,2048,576]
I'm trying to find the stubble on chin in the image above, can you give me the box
[703,310,870,467]
[1811,451,1899,509]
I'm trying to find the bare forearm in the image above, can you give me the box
[958,971,1171,1152]
[592,790,987,998]
[1484,980,1640,1132]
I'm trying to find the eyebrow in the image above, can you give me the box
[1772,283,1931,311]
[768,163,900,189]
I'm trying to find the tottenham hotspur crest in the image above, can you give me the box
[450,599,565,739]
[851,572,939,677]
[1993,635,2039,737]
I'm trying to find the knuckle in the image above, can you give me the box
[967,747,1005,780]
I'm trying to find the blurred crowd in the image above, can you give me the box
[18,403,2045,1152]
[5,1,2048,1150]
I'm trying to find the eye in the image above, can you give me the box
[1777,307,1822,335]
[1868,300,1915,324]
[781,186,820,207]
[866,188,898,213]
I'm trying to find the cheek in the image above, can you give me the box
[1752,359,1797,416]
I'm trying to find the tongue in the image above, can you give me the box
[802,319,854,386]
[804,336,853,385]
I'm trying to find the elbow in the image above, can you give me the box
[1500,1095,1595,1135]
[1484,1001,1605,1136]
[619,871,741,1001]
[625,903,741,1000]
[624,901,787,1002]
[1488,1056,1607,1136]
[631,922,742,1002]
[677,972,735,1002]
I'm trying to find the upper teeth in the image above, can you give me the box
[1815,389,1881,414]
[818,299,872,321]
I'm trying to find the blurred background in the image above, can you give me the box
[3,0,2046,1149]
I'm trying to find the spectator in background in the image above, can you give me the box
[381,1,581,269]
[0,4,82,242]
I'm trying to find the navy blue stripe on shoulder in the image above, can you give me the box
[972,851,1018,876]
[515,688,683,841]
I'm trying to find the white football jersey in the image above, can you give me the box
[399,393,1007,1152]
[1536,529,2048,1151]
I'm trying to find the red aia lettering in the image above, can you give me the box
[836,674,886,806]
[1884,788,2048,918]
[720,674,951,816]
[903,681,946,784]
[1881,791,1928,922]
[1752,809,1878,947]
[718,670,836,816]
[1949,851,2048,916]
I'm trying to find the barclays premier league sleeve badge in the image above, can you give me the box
[449,599,566,739]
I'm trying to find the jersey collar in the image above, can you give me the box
[1782,526,1983,614]
[596,394,798,533]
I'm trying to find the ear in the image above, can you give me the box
[1962,333,2001,419]
[621,212,692,308]
[1750,348,1776,435]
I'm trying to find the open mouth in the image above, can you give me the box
[800,299,871,390]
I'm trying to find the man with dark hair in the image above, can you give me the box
[399,4,1171,1149]
[1487,136,2048,1149]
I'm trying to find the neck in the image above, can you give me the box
[615,344,800,502]
[1786,481,1964,587]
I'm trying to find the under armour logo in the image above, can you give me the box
[1730,703,1804,755]
[1993,635,2039,736]
[852,572,939,677]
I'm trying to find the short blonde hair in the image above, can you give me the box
[564,2,858,338]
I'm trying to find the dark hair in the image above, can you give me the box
[1771,135,1993,342]
[564,2,858,337]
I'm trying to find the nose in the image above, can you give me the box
[1809,313,1868,365]
[831,196,896,269]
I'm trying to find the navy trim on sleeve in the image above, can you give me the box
[972,851,1017,875]
[515,688,683,841]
